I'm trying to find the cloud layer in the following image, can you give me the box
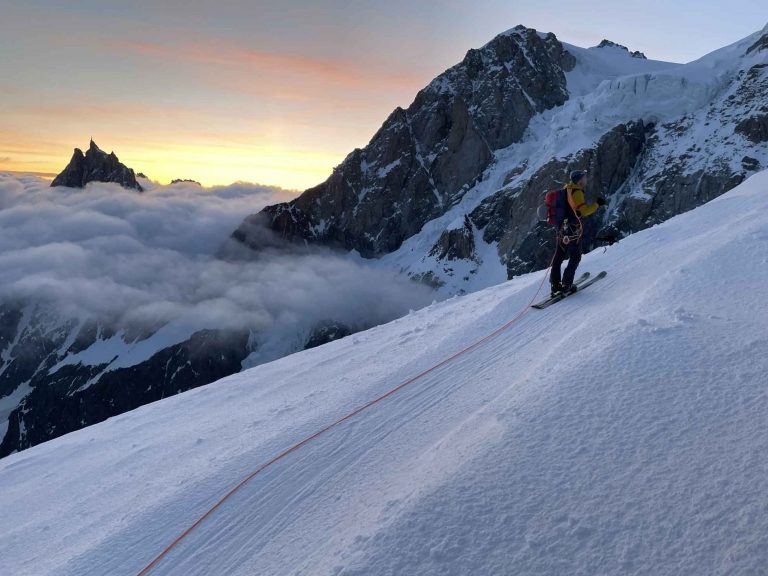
[0,173,434,365]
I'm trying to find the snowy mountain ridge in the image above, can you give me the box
[237,23,767,295]
[2,168,767,575]
[377,25,766,292]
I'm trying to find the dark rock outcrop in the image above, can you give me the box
[596,39,647,59]
[0,323,249,457]
[232,26,576,257]
[304,322,352,350]
[741,156,761,171]
[735,114,768,143]
[746,31,768,55]
[619,165,745,232]
[429,215,476,261]
[171,178,202,185]
[51,140,143,191]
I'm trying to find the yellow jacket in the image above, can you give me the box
[565,182,599,217]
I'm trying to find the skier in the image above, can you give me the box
[550,170,606,297]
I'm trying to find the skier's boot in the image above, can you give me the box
[561,283,578,295]
[550,282,563,298]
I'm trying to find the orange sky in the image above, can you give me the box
[0,3,442,189]
[0,33,432,189]
[1,1,761,190]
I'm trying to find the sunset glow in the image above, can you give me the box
[1,0,761,189]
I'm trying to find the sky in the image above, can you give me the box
[1,0,765,189]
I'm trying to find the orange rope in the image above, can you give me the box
[135,262,554,576]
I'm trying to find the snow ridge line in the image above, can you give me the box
[135,264,554,576]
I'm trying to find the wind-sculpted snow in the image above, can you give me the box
[1,170,767,576]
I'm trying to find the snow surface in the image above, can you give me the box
[562,42,678,97]
[2,170,768,575]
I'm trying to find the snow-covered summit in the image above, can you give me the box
[561,38,677,96]
[2,169,768,575]
[374,25,767,293]
[237,24,766,299]
[593,38,647,59]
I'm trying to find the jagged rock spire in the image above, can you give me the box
[51,140,143,191]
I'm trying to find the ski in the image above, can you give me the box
[532,271,607,309]
[531,272,590,309]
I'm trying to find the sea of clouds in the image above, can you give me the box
[0,173,435,366]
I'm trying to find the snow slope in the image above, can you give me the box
[2,170,768,575]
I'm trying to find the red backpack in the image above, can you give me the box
[538,189,568,226]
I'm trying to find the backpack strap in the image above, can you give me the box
[565,187,579,215]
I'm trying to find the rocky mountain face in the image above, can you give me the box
[233,26,576,257]
[0,299,357,456]
[0,302,251,456]
[231,24,768,291]
[51,139,143,191]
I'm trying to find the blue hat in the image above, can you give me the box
[570,170,587,183]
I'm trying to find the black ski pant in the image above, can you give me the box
[550,238,582,288]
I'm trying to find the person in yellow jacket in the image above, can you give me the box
[550,170,606,297]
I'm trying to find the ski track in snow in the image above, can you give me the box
[1,171,768,575]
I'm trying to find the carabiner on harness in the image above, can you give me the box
[558,221,582,245]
